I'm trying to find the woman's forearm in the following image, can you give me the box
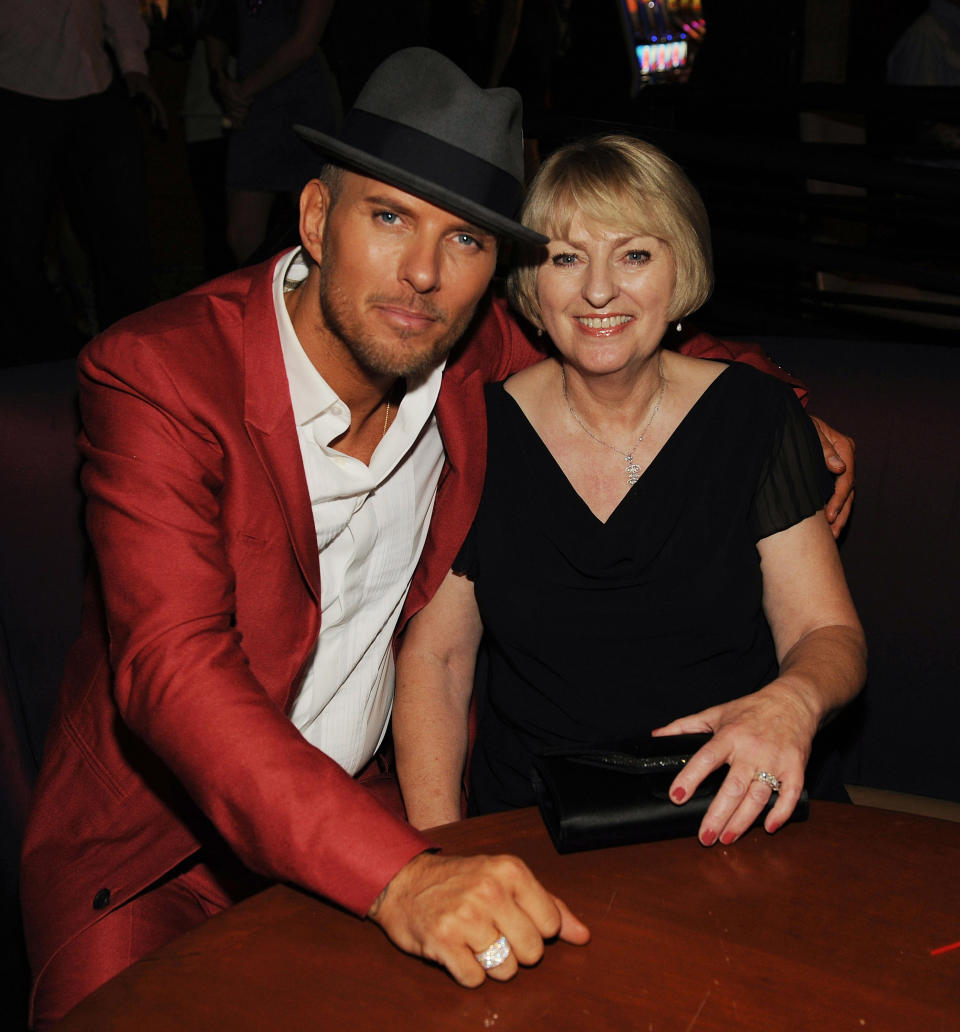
[394,570,483,829]
[764,623,866,734]
[204,35,231,92]
[758,511,866,737]
[394,653,472,829]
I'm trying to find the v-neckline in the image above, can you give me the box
[498,363,735,527]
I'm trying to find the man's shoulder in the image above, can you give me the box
[78,258,286,426]
[82,259,277,380]
[461,293,513,351]
[91,262,264,346]
[447,292,542,382]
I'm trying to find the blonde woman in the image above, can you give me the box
[396,135,866,847]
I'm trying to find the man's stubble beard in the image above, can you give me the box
[317,253,478,381]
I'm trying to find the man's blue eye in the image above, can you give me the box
[456,233,480,247]
[376,211,399,224]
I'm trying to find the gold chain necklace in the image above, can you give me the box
[560,356,665,486]
[382,400,391,439]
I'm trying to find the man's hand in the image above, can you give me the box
[368,852,590,986]
[124,71,168,131]
[810,415,855,537]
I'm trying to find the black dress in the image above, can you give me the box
[456,363,835,815]
[227,0,341,193]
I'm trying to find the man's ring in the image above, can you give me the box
[475,935,511,970]
[753,770,782,793]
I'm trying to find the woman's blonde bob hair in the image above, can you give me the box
[508,134,713,326]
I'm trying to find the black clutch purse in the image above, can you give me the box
[531,733,809,854]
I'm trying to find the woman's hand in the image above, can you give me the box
[654,511,866,847]
[651,681,819,845]
[217,77,253,128]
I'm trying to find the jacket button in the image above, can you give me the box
[92,888,111,910]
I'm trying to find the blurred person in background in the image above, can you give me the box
[887,0,960,153]
[204,0,341,265]
[0,0,166,365]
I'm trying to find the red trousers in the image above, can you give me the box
[30,758,405,1029]
[31,851,263,1030]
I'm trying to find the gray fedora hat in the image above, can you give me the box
[294,48,547,246]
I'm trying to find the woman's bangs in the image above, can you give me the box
[542,177,662,244]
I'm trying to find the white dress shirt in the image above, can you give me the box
[0,0,149,100]
[274,249,446,774]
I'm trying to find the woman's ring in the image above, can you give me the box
[475,935,511,970]
[753,770,782,792]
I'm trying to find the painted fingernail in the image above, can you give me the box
[672,787,686,803]
[701,829,717,846]
[720,831,736,846]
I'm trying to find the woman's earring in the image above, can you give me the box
[536,328,544,338]
[675,321,682,333]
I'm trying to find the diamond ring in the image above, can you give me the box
[753,770,782,793]
[475,935,511,970]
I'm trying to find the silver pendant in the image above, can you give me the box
[625,457,642,485]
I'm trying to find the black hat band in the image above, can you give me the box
[342,110,522,222]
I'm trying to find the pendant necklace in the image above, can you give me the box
[560,356,666,486]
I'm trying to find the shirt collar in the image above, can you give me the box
[272,247,447,451]
[274,249,343,428]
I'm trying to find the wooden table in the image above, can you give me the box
[58,803,960,1030]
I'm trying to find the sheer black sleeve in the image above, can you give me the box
[750,389,834,541]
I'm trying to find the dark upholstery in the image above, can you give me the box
[753,337,960,803]
[0,360,84,1028]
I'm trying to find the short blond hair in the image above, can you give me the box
[508,135,713,325]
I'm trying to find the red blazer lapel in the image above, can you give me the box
[399,293,539,629]
[401,362,486,627]
[240,260,322,603]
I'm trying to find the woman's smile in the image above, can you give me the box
[573,314,635,334]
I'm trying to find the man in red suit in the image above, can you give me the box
[20,49,853,1028]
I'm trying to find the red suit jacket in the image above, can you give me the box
[20,256,804,998]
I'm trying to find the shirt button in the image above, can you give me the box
[93,888,111,910]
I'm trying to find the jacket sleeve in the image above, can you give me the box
[676,328,809,407]
[77,335,429,918]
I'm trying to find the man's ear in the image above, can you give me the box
[299,179,330,264]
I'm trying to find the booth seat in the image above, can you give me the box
[752,336,960,805]
[0,360,84,1029]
